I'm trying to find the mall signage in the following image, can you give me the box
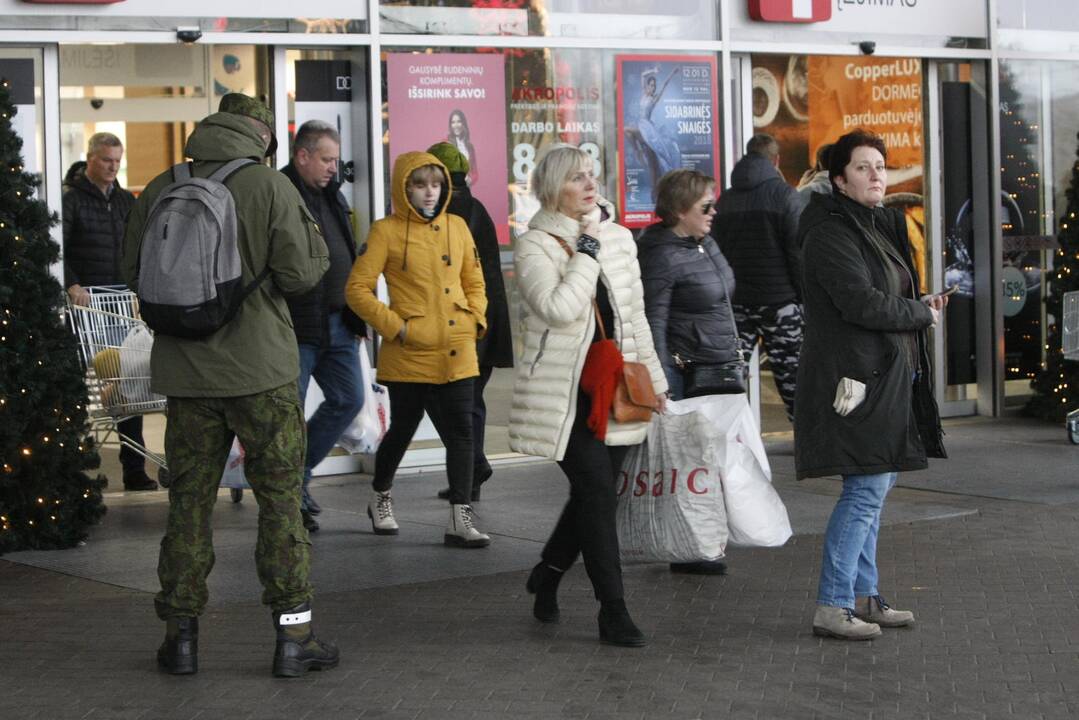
[748,0,831,23]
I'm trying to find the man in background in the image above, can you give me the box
[282,120,366,533]
[63,132,156,491]
[711,133,806,422]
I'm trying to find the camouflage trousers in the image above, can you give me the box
[733,302,804,422]
[154,383,312,620]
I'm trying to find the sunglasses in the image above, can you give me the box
[699,201,715,214]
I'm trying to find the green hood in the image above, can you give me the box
[184,112,267,162]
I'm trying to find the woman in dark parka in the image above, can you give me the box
[638,168,738,576]
[795,129,947,641]
[427,142,514,502]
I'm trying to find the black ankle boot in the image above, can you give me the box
[598,600,646,647]
[272,602,340,678]
[157,616,198,674]
[525,562,563,623]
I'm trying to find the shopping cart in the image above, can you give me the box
[66,285,169,484]
[1064,290,1079,445]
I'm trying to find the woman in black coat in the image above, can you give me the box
[795,129,946,641]
[638,168,738,576]
[427,142,513,501]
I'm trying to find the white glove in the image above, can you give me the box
[833,377,867,417]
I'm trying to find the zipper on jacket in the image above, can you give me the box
[529,328,549,376]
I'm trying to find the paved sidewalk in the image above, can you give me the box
[2,415,1079,719]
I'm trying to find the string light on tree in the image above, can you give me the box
[0,75,105,554]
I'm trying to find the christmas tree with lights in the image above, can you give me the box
[1028,131,1079,422]
[0,77,105,554]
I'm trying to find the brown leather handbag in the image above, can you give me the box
[552,234,659,424]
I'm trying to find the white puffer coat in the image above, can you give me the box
[509,198,668,461]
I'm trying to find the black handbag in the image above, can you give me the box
[674,238,747,398]
[679,356,748,397]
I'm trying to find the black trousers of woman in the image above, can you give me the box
[373,378,476,505]
[543,391,630,603]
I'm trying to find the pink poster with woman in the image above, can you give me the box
[387,53,509,246]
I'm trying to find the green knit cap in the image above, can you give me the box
[218,93,277,157]
[426,142,470,175]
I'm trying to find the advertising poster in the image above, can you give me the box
[755,54,927,290]
[806,55,926,288]
[387,53,509,246]
[508,49,605,240]
[616,55,719,228]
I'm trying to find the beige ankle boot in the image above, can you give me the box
[854,595,914,627]
[444,504,490,548]
[812,605,882,640]
[367,490,399,535]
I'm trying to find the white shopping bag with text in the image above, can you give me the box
[667,395,792,547]
[616,407,729,563]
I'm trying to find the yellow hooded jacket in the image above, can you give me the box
[346,151,487,383]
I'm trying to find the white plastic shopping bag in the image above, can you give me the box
[616,408,729,563]
[219,438,249,489]
[667,395,792,547]
[118,324,164,405]
[338,339,391,454]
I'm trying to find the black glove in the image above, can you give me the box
[576,233,600,259]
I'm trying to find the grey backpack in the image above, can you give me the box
[136,158,268,339]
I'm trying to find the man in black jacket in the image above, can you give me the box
[711,133,806,421]
[283,120,366,532]
[63,132,156,491]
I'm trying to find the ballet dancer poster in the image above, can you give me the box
[616,55,720,228]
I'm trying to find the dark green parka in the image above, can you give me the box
[122,112,329,397]
[793,191,946,480]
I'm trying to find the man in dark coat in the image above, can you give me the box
[283,120,367,533]
[711,133,806,421]
[427,142,513,502]
[62,132,155,491]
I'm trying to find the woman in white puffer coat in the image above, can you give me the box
[510,144,667,647]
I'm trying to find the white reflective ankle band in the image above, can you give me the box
[278,609,312,626]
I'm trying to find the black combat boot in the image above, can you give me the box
[157,616,198,674]
[272,601,339,678]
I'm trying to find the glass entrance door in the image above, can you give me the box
[931,61,991,416]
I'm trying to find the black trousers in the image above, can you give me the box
[544,392,630,603]
[472,365,494,482]
[373,378,476,505]
[117,415,146,475]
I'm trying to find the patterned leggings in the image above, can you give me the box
[733,302,804,421]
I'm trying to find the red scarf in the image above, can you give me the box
[578,338,623,440]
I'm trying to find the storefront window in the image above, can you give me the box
[379,1,717,40]
[0,49,45,191]
[59,44,271,193]
[998,59,1079,398]
[379,45,722,455]
[285,48,371,237]
[751,53,928,287]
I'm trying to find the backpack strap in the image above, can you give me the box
[208,157,257,184]
[171,161,194,182]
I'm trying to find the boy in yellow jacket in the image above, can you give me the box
[346,151,489,547]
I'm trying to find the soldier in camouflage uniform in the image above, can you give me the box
[122,94,338,678]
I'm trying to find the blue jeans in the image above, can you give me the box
[817,472,897,608]
[297,311,365,509]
